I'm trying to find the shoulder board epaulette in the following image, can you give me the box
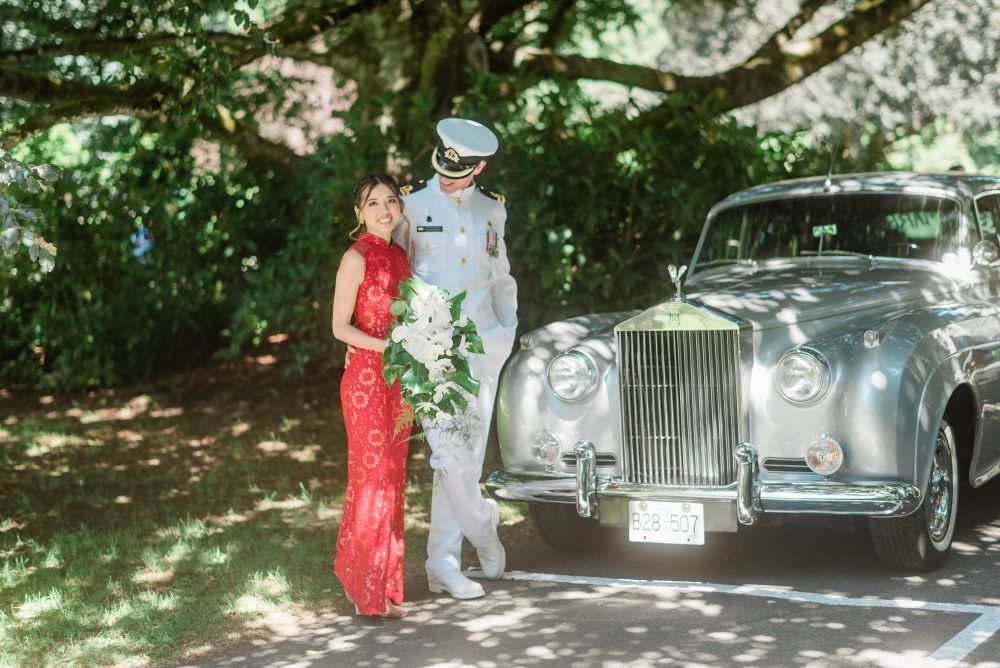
[476,184,505,203]
[400,179,427,197]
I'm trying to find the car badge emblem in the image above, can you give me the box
[668,264,687,302]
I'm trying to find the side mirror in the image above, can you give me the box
[973,240,999,266]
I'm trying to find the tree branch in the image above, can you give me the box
[0,32,250,65]
[0,5,87,39]
[540,0,578,50]
[692,0,934,112]
[520,0,934,116]
[518,49,700,93]
[0,65,164,105]
[478,0,536,36]
[1,97,163,150]
[200,115,302,171]
[266,0,396,46]
[2,1,393,73]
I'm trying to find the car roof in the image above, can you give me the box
[712,172,1000,213]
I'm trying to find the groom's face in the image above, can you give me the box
[438,161,485,195]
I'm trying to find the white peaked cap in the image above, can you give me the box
[432,118,499,178]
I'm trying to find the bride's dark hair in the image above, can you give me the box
[351,173,407,240]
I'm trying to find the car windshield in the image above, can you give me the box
[697,193,961,267]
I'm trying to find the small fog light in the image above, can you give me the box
[806,435,843,476]
[530,429,561,467]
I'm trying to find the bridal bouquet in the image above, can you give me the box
[383,278,484,438]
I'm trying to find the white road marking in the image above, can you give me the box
[485,570,1000,667]
[927,612,1000,665]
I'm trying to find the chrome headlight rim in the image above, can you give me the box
[546,349,599,402]
[775,347,831,405]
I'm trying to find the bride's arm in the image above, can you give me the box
[331,249,388,353]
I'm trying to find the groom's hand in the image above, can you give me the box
[345,344,355,366]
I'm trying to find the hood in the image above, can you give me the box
[684,260,961,330]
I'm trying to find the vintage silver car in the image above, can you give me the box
[488,172,1000,571]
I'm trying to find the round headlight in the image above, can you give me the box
[775,349,829,404]
[547,350,598,402]
[806,434,843,476]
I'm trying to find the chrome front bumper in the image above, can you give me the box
[486,442,923,524]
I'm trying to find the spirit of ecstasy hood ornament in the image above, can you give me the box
[668,264,687,302]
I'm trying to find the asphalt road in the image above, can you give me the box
[184,481,1000,668]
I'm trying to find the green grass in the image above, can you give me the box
[0,358,438,666]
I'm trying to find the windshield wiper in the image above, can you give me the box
[695,258,757,268]
[799,250,873,259]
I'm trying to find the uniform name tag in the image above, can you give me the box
[417,225,443,232]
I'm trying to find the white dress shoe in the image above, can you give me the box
[476,498,506,579]
[427,570,485,599]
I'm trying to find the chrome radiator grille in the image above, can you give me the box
[616,329,742,486]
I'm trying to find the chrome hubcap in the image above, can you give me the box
[926,430,954,542]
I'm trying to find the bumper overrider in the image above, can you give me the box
[486,441,922,528]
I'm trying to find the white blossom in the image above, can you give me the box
[384,278,484,440]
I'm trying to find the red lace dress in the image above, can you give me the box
[334,232,412,615]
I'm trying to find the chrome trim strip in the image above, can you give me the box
[485,469,922,517]
[972,458,1000,487]
[574,440,597,518]
[735,443,760,525]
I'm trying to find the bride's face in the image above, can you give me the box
[357,183,402,239]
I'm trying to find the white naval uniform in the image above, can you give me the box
[396,174,517,579]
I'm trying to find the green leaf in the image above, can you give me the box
[31,164,60,183]
[449,290,468,320]
[1,227,17,256]
[454,371,480,397]
[15,208,38,222]
[466,335,484,355]
[398,280,417,300]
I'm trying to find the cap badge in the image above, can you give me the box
[443,147,461,162]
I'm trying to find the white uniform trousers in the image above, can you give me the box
[424,337,508,579]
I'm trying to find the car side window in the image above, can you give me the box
[975,194,1000,242]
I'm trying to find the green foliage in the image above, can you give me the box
[220,104,399,373]
[3,117,289,388]
[454,77,855,328]
[885,120,1000,175]
[2,74,870,390]
[0,2,949,390]
[0,151,60,272]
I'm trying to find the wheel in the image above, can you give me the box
[529,503,603,552]
[869,419,959,572]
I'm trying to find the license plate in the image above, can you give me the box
[628,500,705,545]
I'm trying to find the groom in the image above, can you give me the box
[397,118,518,599]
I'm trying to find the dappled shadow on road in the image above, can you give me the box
[179,480,1000,667]
[185,577,979,668]
[495,479,1000,609]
